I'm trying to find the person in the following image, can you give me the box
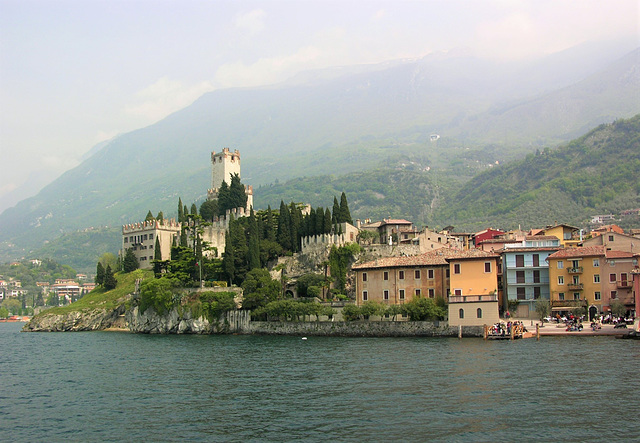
[505,310,510,319]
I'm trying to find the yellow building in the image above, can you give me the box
[542,223,581,248]
[547,246,604,317]
[446,250,500,326]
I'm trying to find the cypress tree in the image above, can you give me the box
[332,196,340,224]
[265,205,276,242]
[315,206,324,235]
[154,237,162,260]
[190,203,198,216]
[183,205,189,220]
[217,181,231,216]
[308,207,317,236]
[222,216,235,284]
[229,173,248,210]
[180,228,188,247]
[324,208,332,234]
[145,210,155,222]
[103,265,117,290]
[248,208,260,270]
[123,248,139,273]
[289,202,300,252]
[277,201,291,250]
[178,198,184,223]
[95,261,105,285]
[156,211,164,223]
[339,192,352,224]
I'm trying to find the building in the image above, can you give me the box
[207,148,253,211]
[581,231,639,254]
[473,228,504,248]
[548,246,638,318]
[378,218,414,245]
[446,249,500,327]
[539,223,581,248]
[500,236,561,318]
[352,249,460,306]
[52,280,81,303]
[122,219,182,270]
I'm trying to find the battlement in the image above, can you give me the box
[211,148,240,163]
[122,218,181,234]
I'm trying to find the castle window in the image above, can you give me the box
[124,238,128,243]
[149,234,154,239]
[399,289,405,300]
[459,308,464,319]
[362,291,368,301]
[477,308,482,318]
[144,234,148,240]
[362,272,367,282]
[383,290,389,300]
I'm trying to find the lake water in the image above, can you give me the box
[1,321,639,441]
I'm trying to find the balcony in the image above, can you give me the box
[448,294,498,303]
[616,280,632,289]
[567,283,583,291]
[567,267,583,274]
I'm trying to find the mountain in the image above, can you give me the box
[1,42,638,262]
[437,114,640,231]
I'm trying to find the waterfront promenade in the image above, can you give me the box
[512,318,634,337]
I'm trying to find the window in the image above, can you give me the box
[515,254,524,267]
[383,271,389,281]
[609,273,616,283]
[517,287,526,300]
[593,258,599,267]
[124,238,128,243]
[446,269,450,278]
[572,275,579,285]
[383,290,389,300]
[454,289,462,296]
[572,260,580,268]
[459,308,464,319]
[595,291,601,301]
[415,289,421,296]
[611,290,617,299]
[533,254,539,267]
[362,291,368,301]
[533,270,540,283]
[398,270,405,280]
[454,263,461,274]
[559,293,565,301]
[557,261,564,269]
[610,260,615,267]
[477,308,482,318]
[149,233,154,239]
[621,273,628,283]
[608,235,614,241]
[573,293,580,300]
[558,276,564,285]
[415,269,420,279]
[399,289,405,300]
[516,271,525,284]
[362,273,367,282]
[149,256,153,261]
[533,286,541,299]
[428,269,434,279]
[484,262,491,273]
[428,288,435,298]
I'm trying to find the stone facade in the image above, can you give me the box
[122,219,181,269]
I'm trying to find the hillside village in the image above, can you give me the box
[108,148,640,328]
[3,145,640,329]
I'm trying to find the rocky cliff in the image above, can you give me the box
[23,304,127,332]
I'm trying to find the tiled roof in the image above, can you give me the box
[352,249,461,270]
[525,235,559,241]
[478,238,519,244]
[381,219,413,225]
[547,246,605,259]
[445,249,500,261]
[605,250,635,259]
[500,247,561,253]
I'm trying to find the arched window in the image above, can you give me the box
[459,308,464,319]
[477,308,482,318]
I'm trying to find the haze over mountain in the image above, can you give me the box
[0,42,638,266]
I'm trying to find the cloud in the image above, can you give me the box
[233,9,266,36]
[124,77,214,123]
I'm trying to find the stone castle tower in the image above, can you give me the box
[207,147,253,210]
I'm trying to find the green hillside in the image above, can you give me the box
[438,114,640,230]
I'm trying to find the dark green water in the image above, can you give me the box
[1,322,639,441]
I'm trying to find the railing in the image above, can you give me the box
[567,283,583,290]
[448,294,498,303]
[567,267,583,274]
[616,280,632,289]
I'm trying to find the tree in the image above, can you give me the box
[402,296,446,321]
[156,211,164,223]
[103,265,117,290]
[535,299,551,322]
[248,209,261,270]
[217,181,231,216]
[339,192,352,224]
[324,208,332,234]
[178,197,184,223]
[95,262,105,285]
[200,199,218,222]
[289,202,301,252]
[241,268,280,311]
[98,253,118,271]
[190,203,198,217]
[46,293,60,307]
[229,173,248,210]
[123,248,139,273]
[154,237,162,261]
[342,304,361,321]
[332,196,340,224]
[145,210,155,222]
[611,300,626,318]
[0,306,8,319]
[277,201,291,251]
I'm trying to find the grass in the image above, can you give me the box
[36,269,154,317]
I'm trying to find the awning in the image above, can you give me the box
[551,307,582,311]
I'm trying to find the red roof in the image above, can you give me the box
[548,246,605,259]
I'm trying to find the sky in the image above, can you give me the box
[0,0,638,212]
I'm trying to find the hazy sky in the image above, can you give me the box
[0,0,637,210]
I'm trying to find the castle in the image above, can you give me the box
[122,148,253,269]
